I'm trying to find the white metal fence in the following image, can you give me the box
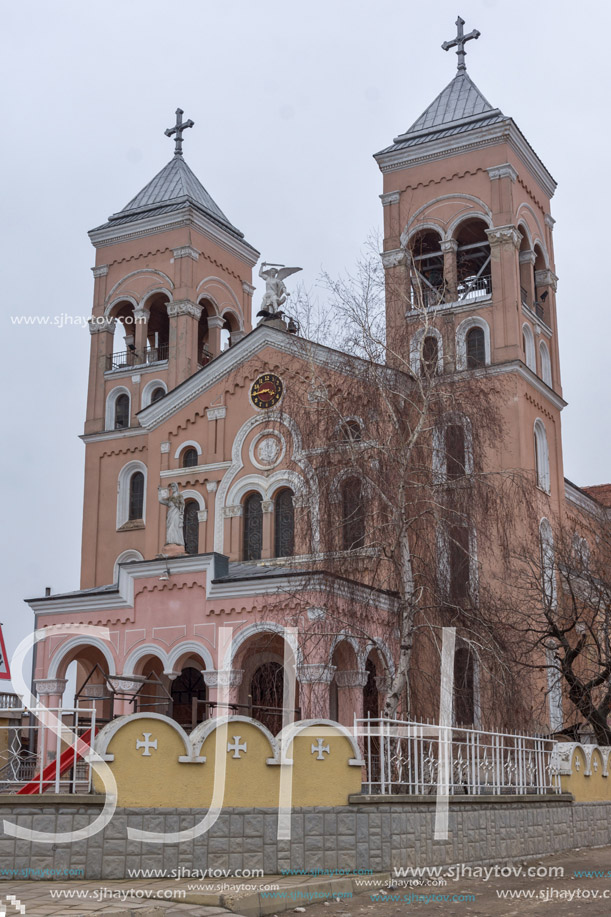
[0,706,95,795]
[357,717,560,796]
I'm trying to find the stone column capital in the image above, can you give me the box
[486,225,521,249]
[88,316,116,335]
[440,239,458,253]
[335,670,369,688]
[91,265,109,278]
[35,678,67,696]
[519,250,537,265]
[207,315,225,329]
[380,191,400,207]
[535,269,558,291]
[297,664,337,684]
[380,248,406,269]
[203,669,244,688]
[167,300,202,320]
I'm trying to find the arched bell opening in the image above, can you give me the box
[146,294,170,362]
[408,229,444,309]
[454,219,491,302]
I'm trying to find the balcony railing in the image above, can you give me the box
[0,692,22,709]
[457,274,492,302]
[358,716,560,796]
[106,343,169,372]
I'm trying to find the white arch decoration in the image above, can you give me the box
[226,469,305,508]
[401,194,492,245]
[141,379,167,410]
[409,326,444,376]
[105,386,131,431]
[215,412,319,553]
[359,639,396,677]
[181,489,206,511]
[140,287,174,309]
[456,316,491,370]
[167,640,215,674]
[106,269,175,306]
[223,621,302,670]
[123,643,170,677]
[174,440,203,461]
[104,295,139,319]
[329,632,362,663]
[517,220,534,249]
[522,323,536,372]
[447,209,493,239]
[116,460,147,528]
[432,411,474,482]
[48,636,117,679]
[534,418,550,493]
[113,549,144,583]
[196,275,241,313]
[404,222,444,246]
[539,341,552,387]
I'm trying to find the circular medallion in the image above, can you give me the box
[257,436,281,466]
[250,373,283,409]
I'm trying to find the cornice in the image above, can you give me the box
[167,300,202,320]
[172,245,199,261]
[564,481,605,519]
[80,426,147,444]
[487,162,518,182]
[88,205,260,268]
[380,191,400,207]
[375,118,556,201]
[91,265,109,278]
[159,460,232,479]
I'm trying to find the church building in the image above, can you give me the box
[28,21,609,739]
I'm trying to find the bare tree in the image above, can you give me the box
[261,242,528,725]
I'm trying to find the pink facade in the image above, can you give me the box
[30,65,608,734]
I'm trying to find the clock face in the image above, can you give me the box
[250,373,283,409]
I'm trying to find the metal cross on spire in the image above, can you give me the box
[442,16,481,72]
[164,108,194,157]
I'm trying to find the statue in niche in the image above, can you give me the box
[158,483,185,546]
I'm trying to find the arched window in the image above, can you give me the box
[534,419,550,492]
[243,492,263,561]
[445,424,466,478]
[454,645,475,726]
[408,230,444,309]
[183,501,199,555]
[114,393,130,430]
[341,477,365,550]
[128,471,144,521]
[150,386,165,404]
[539,341,552,387]
[274,489,294,558]
[421,335,439,376]
[449,525,470,605]
[466,327,485,369]
[522,323,536,372]
[182,447,199,468]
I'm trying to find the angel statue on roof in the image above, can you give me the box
[257,262,302,320]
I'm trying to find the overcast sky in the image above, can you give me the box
[1,0,609,689]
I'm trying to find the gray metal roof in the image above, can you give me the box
[377,71,505,156]
[93,155,244,239]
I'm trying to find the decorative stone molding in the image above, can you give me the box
[79,683,106,698]
[172,245,199,261]
[519,250,537,265]
[223,505,243,518]
[380,248,406,269]
[167,300,202,320]
[197,510,208,523]
[375,674,392,692]
[298,664,337,684]
[207,315,225,330]
[107,676,144,693]
[440,239,458,253]
[242,282,256,296]
[207,406,227,421]
[88,316,116,335]
[261,500,274,514]
[91,265,109,278]
[544,214,556,231]
[380,190,400,206]
[486,225,521,249]
[550,742,611,777]
[335,670,369,688]
[203,669,244,688]
[306,607,326,622]
[486,163,518,182]
[160,442,171,454]
[35,678,67,696]
[206,481,218,493]
[131,375,141,384]
[534,269,558,291]
[250,432,285,470]
[133,306,150,321]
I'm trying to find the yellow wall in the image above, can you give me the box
[557,744,611,802]
[92,715,363,808]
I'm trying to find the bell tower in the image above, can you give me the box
[375,17,565,505]
[85,109,259,436]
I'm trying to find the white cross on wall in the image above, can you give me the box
[227,736,247,758]
[311,738,330,760]
[136,733,158,757]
